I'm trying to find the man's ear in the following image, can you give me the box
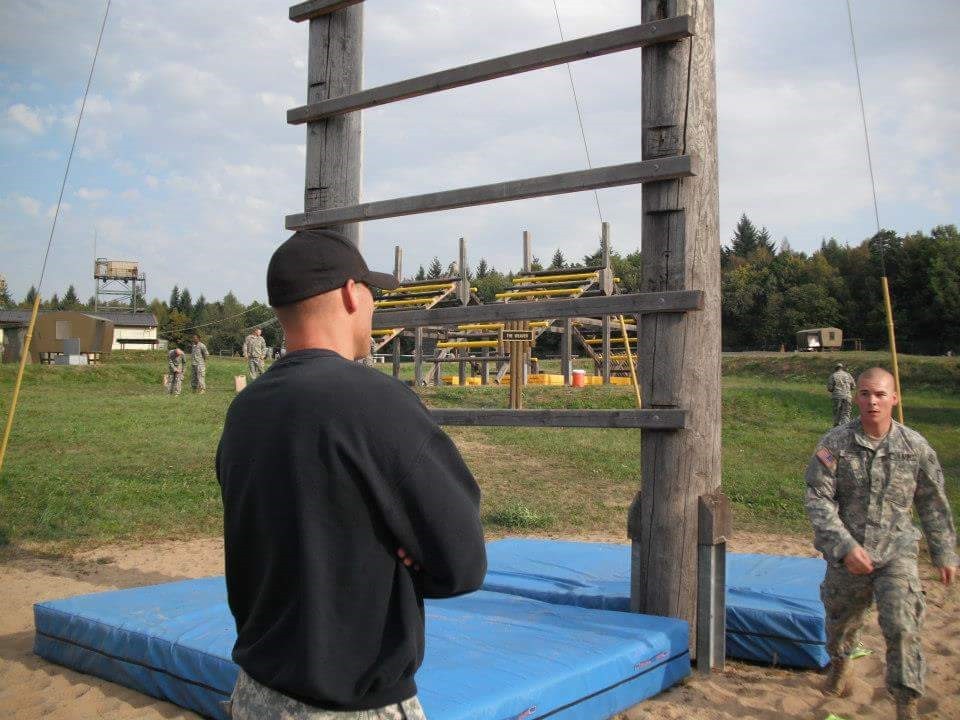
[341,279,360,314]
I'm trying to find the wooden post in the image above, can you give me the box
[392,245,403,377]
[602,222,613,384]
[414,327,424,386]
[458,237,470,306]
[481,346,490,385]
[630,0,723,659]
[304,4,363,244]
[561,318,573,385]
[522,230,532,274]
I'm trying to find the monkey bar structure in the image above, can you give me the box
[286,0,726,671]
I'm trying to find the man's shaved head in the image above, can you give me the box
[857,367,895,390]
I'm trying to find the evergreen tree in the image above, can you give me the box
[178,288,193,316]
[21,286,38,308]
[169,285,180,310]
[192,294,207,321]
[475,258,489,279]
[85,295,96,308]
[415,265,426,281]
[550,248,566,269]
[427,257,443,278]
[530,256,543,272]
[47,293,61,311]
[62,285,81,310]
[730,213,761,256]
[0,274,11,307]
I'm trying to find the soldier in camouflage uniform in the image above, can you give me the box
[805,367,957,720]
[190,334,209,394]
[228,669,427,720]
[827,362,856,426]
[242,327,267,380]
[167,346,186,396]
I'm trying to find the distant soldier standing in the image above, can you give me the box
[805,367,957,720]
[243,327,267,380]
[167,346,186,396]
[190,333,209,394]
[827,362,856,426]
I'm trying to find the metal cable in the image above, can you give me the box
[552,0,604,225]
[845,0,885,273]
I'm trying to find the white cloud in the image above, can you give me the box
[120,189,141,200]
[144,175,160,189]
[15,194,42,216]
[7,103,46,134]
[76,187,110,201]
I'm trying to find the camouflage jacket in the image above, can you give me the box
[168,350,185,374]
[805,419,958,568]
[191,341,209,366]
[243,334,266,360]
[826,370,856,399]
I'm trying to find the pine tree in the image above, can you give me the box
[48,293,61,311]
[62,285,81,310]
[730,213,760,256]
[530,256,543,272]
[427,257,443,278]
[178,288,193,316]
[22,286,38,308]
[415,265,426,281]
[757,226,775,254]
[550,248,566,269]
[192,294,207,321]
[475,258,489,279]
[169,285,180,310]
[0,274,11,308]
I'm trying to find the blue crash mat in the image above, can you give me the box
[483,539,828,668]
[34,578,689,720]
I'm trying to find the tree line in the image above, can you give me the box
[3,217,958,355]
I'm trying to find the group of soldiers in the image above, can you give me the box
[166,327,269,395]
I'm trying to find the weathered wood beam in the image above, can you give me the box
[290,0,363,23]
[431,408,687,429]
[372,290,702,329]
[287,155,696,229]
[288,16,692,123]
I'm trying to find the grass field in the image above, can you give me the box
[0,350,957,547]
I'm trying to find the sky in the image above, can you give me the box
[1,0,958,305]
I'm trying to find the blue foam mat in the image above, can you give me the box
[34,579,689,720]
[482,539,828,668]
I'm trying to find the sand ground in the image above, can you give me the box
[1,531,956,719]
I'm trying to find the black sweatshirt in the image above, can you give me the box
[216,349,486,710]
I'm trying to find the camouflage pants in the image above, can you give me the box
[832,397,852,426]
[169,371,183,396]
[191,365,206,392]
[248,357,264,380]
[228,669,427,719]
[821,557,926,696]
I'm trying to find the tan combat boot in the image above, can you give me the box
[822,658,851,697]
[895,695,918,720]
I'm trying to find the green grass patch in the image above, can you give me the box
[0,351,957,546]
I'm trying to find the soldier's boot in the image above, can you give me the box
[822,658,852,697]
[895,696,918,720]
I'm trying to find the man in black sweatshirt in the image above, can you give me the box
[217,230,487,719]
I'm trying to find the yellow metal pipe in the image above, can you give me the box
[584,337,634,345]
[374,297,438,308]
[457,323,503,331]
[618,314,642,408]
[0,292,42,475]
[372,328,402,336]
[496,288,582,299]
[881,276,905,423]
[437,340,499,349]
[382,283,454,296]
[512,272,597,284]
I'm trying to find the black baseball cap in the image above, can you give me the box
[267,229,399,307]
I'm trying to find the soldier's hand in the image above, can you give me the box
[940,566,957,586]
[843,546,874,575]
[396,547,421,571]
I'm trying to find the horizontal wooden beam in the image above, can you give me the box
[372,290,703,329]
[431,408,687,430]
[289,0,363,22]
[287,155,696,229]
[288,16,691,122]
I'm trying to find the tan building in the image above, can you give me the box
[796,327,843,352]
[0,309,158,362]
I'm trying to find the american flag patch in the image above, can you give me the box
[816,447,837,473]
